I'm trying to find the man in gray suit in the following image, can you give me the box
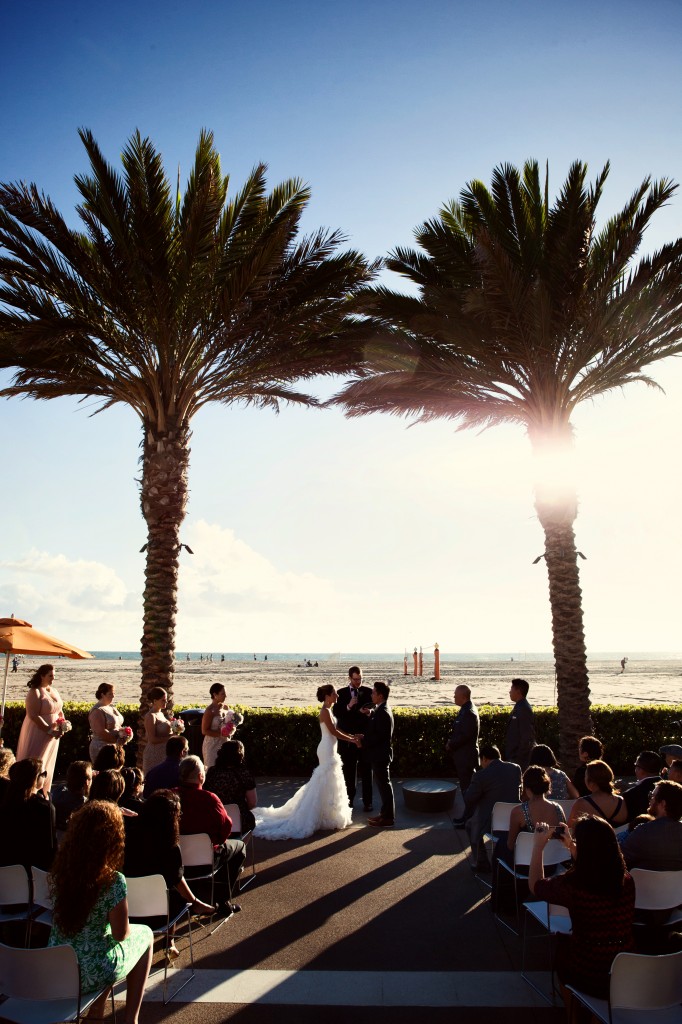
[505,678,535,770]
[621,780,682,871]
[446,684,480,795]
[463,743,521,872]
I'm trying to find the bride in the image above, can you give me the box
[254,684,359,839]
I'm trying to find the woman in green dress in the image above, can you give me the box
[49,800,153,1024]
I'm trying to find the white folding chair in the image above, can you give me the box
[224,803,255,891]
[567,949,682,1023]
[125,873,194,1005]
[631,868,682,928]
[30,865,54,931]
[178,833,229,935]
[0,941,115,1023]
[0,864,32,944]
[496,832,570,935]
[521,901,572,1003]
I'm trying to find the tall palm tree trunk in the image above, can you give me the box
[536,501,593,768]
[137,417,190,759]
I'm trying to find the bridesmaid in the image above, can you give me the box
[141,687,171,774]
[16,664,63,795]
[201,683,229,769]
[88,683,125,763]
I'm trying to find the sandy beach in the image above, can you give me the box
[3,655,681,709]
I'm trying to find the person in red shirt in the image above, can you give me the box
[176,755,245,912]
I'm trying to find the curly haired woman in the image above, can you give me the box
[48,801,152,1024]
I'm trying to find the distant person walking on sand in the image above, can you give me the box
[11,656,18,673]
[505,678,536,771]
[620,656,628,673]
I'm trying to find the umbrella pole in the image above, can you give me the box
[0,651,9,742]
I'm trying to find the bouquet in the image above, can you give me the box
[54,713,72,737]
[220,709,244,738]
[168,714,185,736]
[118,725,134,744]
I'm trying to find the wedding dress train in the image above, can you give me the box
[254,716,352,839]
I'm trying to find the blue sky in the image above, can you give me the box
[1,0,681,654]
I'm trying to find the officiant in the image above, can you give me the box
[333,666,374,811]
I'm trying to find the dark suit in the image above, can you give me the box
[362,700,394,820]
[505,697,536,770]
[621,816,682,871]
[463,758,521,861]
[333,684,373,807]
[446,700,480,794]
[624,775,659,821]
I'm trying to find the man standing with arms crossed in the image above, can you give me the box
[334,666,374,811]
[361,682,395,827]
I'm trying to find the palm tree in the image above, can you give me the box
[332,160,682,766]
[0,128,378,733]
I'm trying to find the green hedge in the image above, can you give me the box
[1,701,680,778]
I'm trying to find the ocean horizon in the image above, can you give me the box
[90,650,682,663]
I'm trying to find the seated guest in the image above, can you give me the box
[660,744,682,779]
[501,766,565,866]
[462,744,521,873]
[205,740,257,832]
[93,743,126,773]
[177,755,246,905]
[120,767,145,814]
[52,760,93,833]
[90,769,137,819]
[143,736,188,797]
[568,760,628,828]
[0,746,15,801]
[49,801,153,1023]
[530,815,635,1004]
[624,750,661,821]
[621,780,682,871]
[124,789,215,952]
[668,760,682,784]
[0,757,56,868]
[572,735,603,796]
[529,744,578,800]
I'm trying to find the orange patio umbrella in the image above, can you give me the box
[0,614,93,738]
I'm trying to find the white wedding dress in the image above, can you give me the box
[254,715,353,839]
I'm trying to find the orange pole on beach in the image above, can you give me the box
[413,648,418,676]
[419,646,423,676]
[434,643,440,681]
[403,653,408,675]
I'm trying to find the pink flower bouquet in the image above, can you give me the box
[168,715,185,736]
[54,713,72,736]
[118,725,134,744]
[220,709,244,738]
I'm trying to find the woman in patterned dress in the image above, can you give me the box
[49,800,153,1024]
[16,664,63,795]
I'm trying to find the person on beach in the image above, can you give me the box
[16,663,64,796]
[361,682,395,828]
[504,678,535,771]
[88,683,126,763]
[446,684,480,799]
[254,685,358,840]
[141,687,172,774]
[333,666,374,811]
[201,683,231,768]
[49,801,153,1024]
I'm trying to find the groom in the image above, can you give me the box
[333,666,374,811]
[361,681,394,827]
